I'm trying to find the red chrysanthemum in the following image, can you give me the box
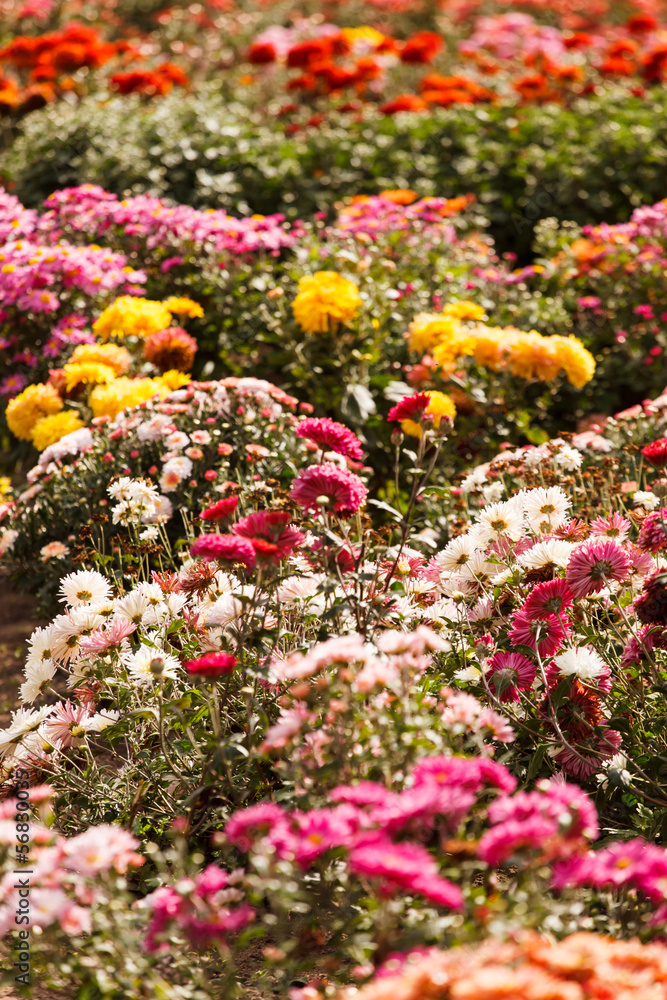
[634,570,667,625]
[185,652,237,678]
[200,497,239,521]
[296,417,364,460]
[641,438,667,467]
[509,609,570,657]
[190,533,256,569]
[387,392,431,424]
[289,463,368,517]
[486,651,537,702]
[522,579,573,620]
[232,510,304,563]
[565,539,631,597]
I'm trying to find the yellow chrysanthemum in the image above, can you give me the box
[30,410,85,452]
[156,370,192,391]
[62,362,117,393]
[89,377,167,421]
[431,328,478,368]
[69,342,132,376]
[341,25,386,47]
[549,335,596,388]
[292,271,362,335]
[0,477,12,499]
[402,390,456,438]
[470,325,506,371]
[407,313,463,355]
[163,296,204,319]
[6,383,63,441]
[93,296,173,341]
[441,300,486,321]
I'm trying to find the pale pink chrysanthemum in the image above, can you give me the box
[80,619,137,654]
[63,824,141,875]
[589,512,630,543]
[565,539,631,597]
[296,417,364,460]
[509,609,570,657]
[486,651,537,702]
[41,701,93,748]
[289,462,368,517]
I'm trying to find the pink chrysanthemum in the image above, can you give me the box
[80,618,137,653]
[509,609,570,657]
[621,623,667,667]
[642,438,667,467]
[190,533,256,569]
[486,651,537,702]
[296,417,364,460]
[348,837,463,909]
[637,511,667,552]
[232,510,304,563]
[225,803,287,852]
[184,652,237,678]
[387,392,430,423]
[555,728,622,779]
[589,512,630,543]
[565,539,631,597]
[289,463,368,517]
[521,578,573,620]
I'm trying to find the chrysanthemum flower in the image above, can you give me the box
[89,377,166,420]
[634,570,667,624]
[232,510,305,562]
[509,609,570,657]
[6,382,63,440]
[521,578,573,619]
[589,511,631,543]
[93,296,173,341]
[163,295,204,319]
[184,652,237,678]
[566,539,631,597]
[30,410,84,452]
[292,271,361,334]
[143,327,198,372]
[296,417,364,460]
[522,486,571,534]
[486,651,537,702]
[59,570,112,608]
[289,463,368,517]
[62,361,116,393]
[200,497,239,521]
[190,533,256,569]
[69,342,131,376]
[400,390,456,438]
[553,647,611,690]
[123,644,182,686]
[637,511,667,552]
[641,437,667,466]
[387,391,430,423]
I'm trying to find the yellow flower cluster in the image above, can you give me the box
[30,411,85,452]
[69,342,132,375]
[410,304,596,389]
[6,383,63,440]
[62,362,116,393]
[89,372,190,420]
[402,390,457,439]
[292,271,362,335]
[93,295,203,342]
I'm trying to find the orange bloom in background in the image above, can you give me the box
[379,189,417,205]
[551,64,584,82]
[286,39,331,69]
[380,94,427,114]
[513,73,558,102]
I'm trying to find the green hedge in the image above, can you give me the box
[3,86,667,258]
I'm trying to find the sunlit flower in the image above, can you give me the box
[292,271,361,334]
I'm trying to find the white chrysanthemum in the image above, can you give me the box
[277,574,327,607]
[20,659,57,704]
[86,709,121,732]
[123,645,181,686]
[522,487,571,535]
[440,578,477,599]
[597,752,631,788]
[162,456,193,480]
[9,705,55,737]
[459,467,488,493]
[489,567,514,586]
[0,529,19,556]
[88,600,116,618]
[140,526,159,542]
[201,593,247,628]
[422,598,463,625]
[142,495,174,524]
[68,607,105,632]
[633,491,660,511]
[107,477,135,502]
[114,591,151,625]
[128,479,160,505]
[453,665,481,683]
[59,570,112,608]
[554,647,608,681]
[470,500,525,547]
[433,535,481,575]
[517,539,576,570]
[523,447,549,468]
[50,614,88,664]
[554,444,583,470]
[136,582,167,606]
[468,597,495,622]
[27,625,57,666]
[136,414,172,442]
[482,481,505,504]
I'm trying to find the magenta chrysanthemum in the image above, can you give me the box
[184,652,237,678]
[289,463,368,517]
[232,510,305,563]
[509,609,569,657]
[486,651,537,702]
[521,579,573,620]
[387,392,430,423]
[565,539,631,597]
[348,837,463,909]
[190,533,256,569]
[296,417,364,460]
[637,511,667,552]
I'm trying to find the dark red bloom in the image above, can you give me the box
[642,438,667,466]
[400,31,443,64]
[637,511,667,552]
[247,42,277,64]
[201,497,239,521]
[185,652,237,678]
[634,571,667,625]
[387,392,431,423]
